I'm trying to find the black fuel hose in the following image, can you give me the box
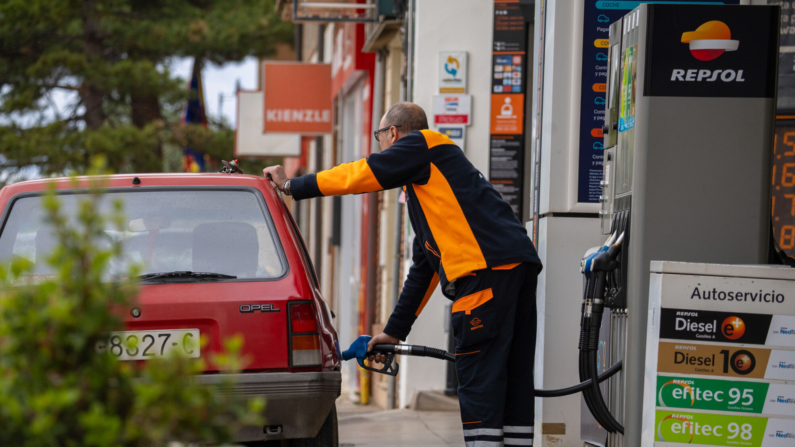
[369,344,623,398]
[537,358,622,397]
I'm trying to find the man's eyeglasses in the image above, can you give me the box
[374,125,401,142]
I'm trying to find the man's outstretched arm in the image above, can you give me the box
[264,132,431,200]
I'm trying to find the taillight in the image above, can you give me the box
[289,302,321,367]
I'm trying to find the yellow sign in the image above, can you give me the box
[594,39,609,48]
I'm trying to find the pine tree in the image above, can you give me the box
[0,0,292,181]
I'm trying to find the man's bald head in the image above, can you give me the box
[382,102,429,137]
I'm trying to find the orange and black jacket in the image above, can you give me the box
[291,130,541,340]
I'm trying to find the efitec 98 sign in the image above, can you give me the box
[645,5,778,98]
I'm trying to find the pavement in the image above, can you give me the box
[337,397,464,447]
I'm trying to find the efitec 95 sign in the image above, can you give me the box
[645,5,778,98]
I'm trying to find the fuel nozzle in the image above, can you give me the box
[341,335,399,376]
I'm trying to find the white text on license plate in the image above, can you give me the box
[96,329,200,360]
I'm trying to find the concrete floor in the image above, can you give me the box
[337,399,464,447]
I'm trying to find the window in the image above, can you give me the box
[0,189,285,281]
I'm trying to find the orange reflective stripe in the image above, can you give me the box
[316,158,383,196]
[420,129,456,149]
[492,262,521,271]
[452,288,493,315]
[462,421,482,425]
[413,164,487,280]
[455,350,481,356]
[415,273,440,316]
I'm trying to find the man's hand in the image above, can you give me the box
[366,332,400,364]
[263,165,288,191]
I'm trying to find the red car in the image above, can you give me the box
[0,173,342,446]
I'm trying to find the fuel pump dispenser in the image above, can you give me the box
[592,3,780,446]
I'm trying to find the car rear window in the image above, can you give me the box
[0,189,285,281]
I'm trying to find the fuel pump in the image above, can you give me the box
[592,4,778,445]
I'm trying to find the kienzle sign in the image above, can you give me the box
[645,5,777,98]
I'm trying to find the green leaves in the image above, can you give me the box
[0,160,263,446]
[0,0,293,181]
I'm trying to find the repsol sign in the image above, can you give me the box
[670,69,745,83]
[644,5,777,98]
[660,308,772,345]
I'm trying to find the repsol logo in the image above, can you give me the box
[670,69,745,82]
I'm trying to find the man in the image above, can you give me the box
[264,102,541,447]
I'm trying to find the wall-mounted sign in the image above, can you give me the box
[438,51,468,93]
[437,125,466,149]
[235,90,301,157]
[488,0,529,220]
[263,62,333,134]
[490,94,524,135]
[432,94,472,125]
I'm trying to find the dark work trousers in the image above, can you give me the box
[451,262,538,447]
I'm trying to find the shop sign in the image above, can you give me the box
[263,62,333,134]
[438,51,468,93]
[432,94,471,125]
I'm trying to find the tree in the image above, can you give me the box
[0,0,292,182]
[0,159,263,446]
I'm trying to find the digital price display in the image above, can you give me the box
[771,126,795,256]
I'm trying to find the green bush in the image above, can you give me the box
[0,164,263,446]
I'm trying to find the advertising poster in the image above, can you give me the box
[489,0,530,219]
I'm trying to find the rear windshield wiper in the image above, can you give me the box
[138,271,237,281]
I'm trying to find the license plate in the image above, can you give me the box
[96,329,200,361]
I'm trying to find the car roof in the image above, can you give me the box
[1,173,272,196]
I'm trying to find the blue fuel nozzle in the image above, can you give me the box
[341,335,399,376]
[341,335,372,362]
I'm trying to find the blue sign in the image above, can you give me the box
[576,0,737,203]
